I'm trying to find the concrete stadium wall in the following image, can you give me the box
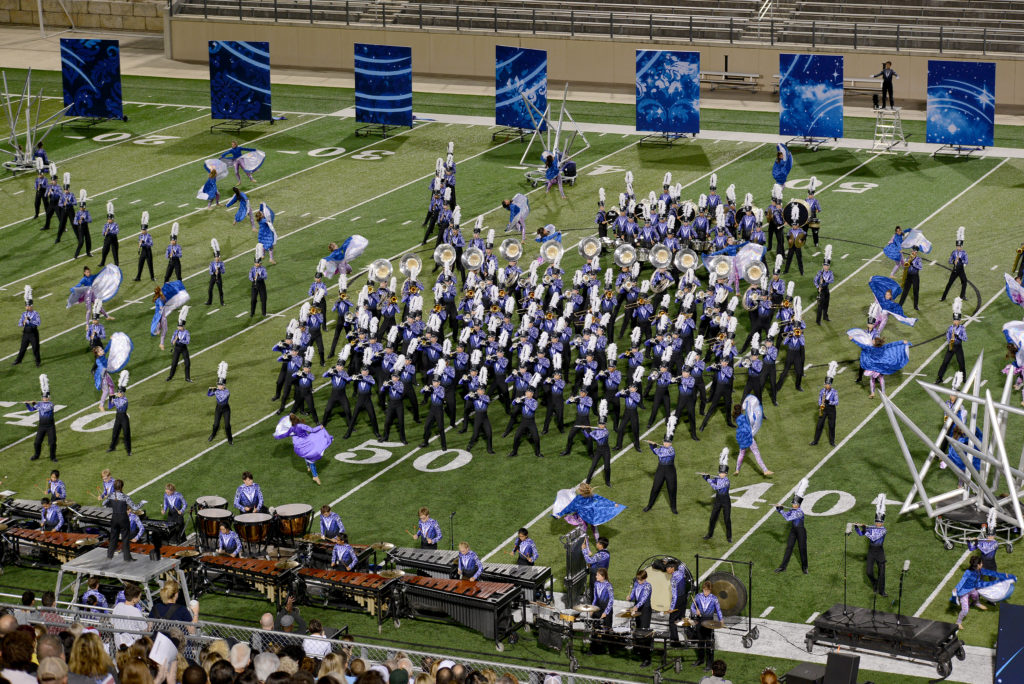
[1,0,164,31]
[165,19,1024,107]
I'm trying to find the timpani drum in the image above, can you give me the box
[195,495,228,510]
[197,508,232,538]
[235,513,273,543]
[275,504,313,540]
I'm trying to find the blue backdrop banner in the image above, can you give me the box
[208,41,272,121]
[60,39,123,120]
[926,60,995,147]
[635,50,700,134]
[354,43,413,127]
[779,53,844,138]
[495,45,547,131]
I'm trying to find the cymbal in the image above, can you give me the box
[274,560,299,571]
[370,541,395,551]
[174,549,200,558]
[74,537,99,547]
[557,613,576,622]
[0,524,7,532]
[700,619,725,629]
[378,569,405,579]
[616,610,637,618]
[573,603,599,613]
[675,618,695,627]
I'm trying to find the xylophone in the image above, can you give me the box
[297,568,397,629]
[4,527,101,564]
[395,575,523,649]
[198,554,296,606]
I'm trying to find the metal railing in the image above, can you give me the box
[10,602,648,684]
[167,1,1024,56]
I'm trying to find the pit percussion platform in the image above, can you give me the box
[55,547,190,606]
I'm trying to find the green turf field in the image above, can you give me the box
[1,69,1023,683]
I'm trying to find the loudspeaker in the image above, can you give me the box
[825,651,860,684]
[783,662,825,684]
[535,619,566,651]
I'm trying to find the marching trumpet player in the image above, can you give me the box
[699,340,737,432]
[674,352,700,441]
[809,361,840,447]
[774,478,810,574]
[208,362,233,444]
[898,244,922,311]
[936,297,967,384]
[135,213,155,281]
[381,369,407,444]
[507,384,543,458]
[767,185,786,256]
[561,385,595,458]
[542,369,566,434]
[941,226,969,302]
[466,384,495,454]
[583,402,612,487]
[701,448,733,542]
[646,356,674,429]
[777,296,807,392]
[855,494,889,596]
[614,372,644,452]
[322,351,353,427]
[205,239,226,306]
[813,245,835,324]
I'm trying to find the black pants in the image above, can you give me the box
[468,412,493,452]
[73,223,91,258]
[43,198,58,230]
[110,413,132,453]
[348,394,380,436]
[206,274,223,304]
[168,343,191,381]
[100,234,119,266]
[699,381,734,431]
[309,331,325,366]
[708,494,732,539]
[881,81,894,108]
[136,247,154,280]
[767,225,784,255]
[329,319,346,358]
[937,343,966,383]
[898,271,920,310]
[615,407,641,450]
[211,403,233,442]
[785,245,804,275]
[647,386,672,427]
[586,444,611,486]
[511,417,541,457]
[813,405,837,445]
[250,281,267,316]
[674,395,698,438]
[107,517,133,560]
[383,400,406,442]
[323,390,351,427]
[816,286,831,324]
[403,385,421,422]
[942,265,967,301]
[294,388,318,423]
[694,624,715,665]
[164,257,182,283]
[16,328,40,365]
[55,207,71,242]
[422,405,447,449]
[564,417,593,456]
[779,525,808,571]
[866,545,886,594]
[33,423,57,461]
[777,347,805,390]
[543,400,564,433]
[763,363,778,405]
[647,462,677,512]
[34,188,45,217]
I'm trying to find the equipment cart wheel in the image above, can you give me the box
[392,618,401,628]
[742,636,753,649]
[751,626,760,639]
[1007,543,1014,554]
[674,659,682,673]
[653,671,661,684]
[494,640,504,652]
[956,645,966,661]
[569,656,578,673]
[936,660,952,677]
[805,637,814,653]
[944,540,954,550]
[508,632,519,645]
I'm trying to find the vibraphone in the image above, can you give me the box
[198,555,296,607]
[71,505,113,532]
[388,548,552,621]
[1,498,75,525]
[4,527,100,564]
[395,575,523,650]
[297,568,397,629]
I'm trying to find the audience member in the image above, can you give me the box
[1,629,38,684]
[253,652,280,683]
[699,660,731,684]
[229,644,252,675]
[274,597,306,634]
[68,632,115,683]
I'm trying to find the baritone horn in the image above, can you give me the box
[613,243,637,269]
[707,255,732,279]
[370,258,393,282]
[578,236,602,260]
[674,248,698,272]
[744,260,766,284]
[433,244,457,268]
[499,238,522,262]
[399,253,422,280]
[461,246,484,271]
[541,241,563,263]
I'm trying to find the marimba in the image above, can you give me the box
[395,575,523,650]
[4,527,100,564]
[198,554,296,607]
[297,568,397,630]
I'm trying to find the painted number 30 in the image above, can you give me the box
[334,439,472,473]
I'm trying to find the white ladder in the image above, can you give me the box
[872,107,907,153]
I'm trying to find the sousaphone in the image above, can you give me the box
[499,237,522,262]
[461,246,484,271]
[613,243,637,270]
[370,258,393,283]
[433,243,456,269]
[707,254,732,280]
[578,236,602,260]
[674,248,699,272]
[540,241,564,263]
[399,253,422,280]
[743,260,766,284]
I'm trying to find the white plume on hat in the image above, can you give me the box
[786,281,795,299]
[794,477,809,500]
[49,161,57,177]
[772,183,783,202]
[663,172,672,187]
[809,176,819,192]
[826,360,838,381]
[118,370,130,390]
[452,206,461,226]
[709,172,717,189]
[625,170,633,186]
[178,305,189,326]
[632,366,644,385]
[211,238,220,256]
[92,299,102,317]
[339,345,351,363]
[40,374,49,397]
[255,243,265,262]
[951,371,964,392]
[217,361,228,383]
[24,285,32,305]
[956,226,965,243]
[952,297,963,318]
[304,346,315,366]
[987,507,998,530]
[299,302,311,323]
[171,222,179,239]
[338,273,348,292]
[35,156,43,171]
[106,200,115,217]
[79,188,88,204]
[874,493,887,522]
[768,322,780,339]
[824,244,832,263]
[719,447,729,469]
[665,415,678,441]
[63,171,70,187]
[793,296,803,322]
[598,187,605,204]
[726,184,736,204]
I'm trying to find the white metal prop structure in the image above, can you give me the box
[1,69,72,172]
[880,352,1024,550]
[519,83,590,186]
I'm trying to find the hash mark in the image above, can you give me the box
[206,308,219,315]
[178,203,189,208]
[153,201,164,207]
[402,220,412,225]
[350,216,360,222]
[806,612,820,624]
[760,607,774,618]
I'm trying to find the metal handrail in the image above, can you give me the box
[169,1,1024,55]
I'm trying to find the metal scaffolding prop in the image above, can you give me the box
[1,69,72,173]
[519,83,590,184]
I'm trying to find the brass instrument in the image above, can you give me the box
[540,241,564,263]
[461,246,484,271]
[649,243,672,270]
[433,243,457,268]
[819,402,825,417]
[370,258,393,283]
[1013,245,1024,275]
[674,248,698,272]
[743,261,766,284]
[707,255,732,280]
[578,236,602,260]
[399,253,422,280]
[499,238,522,262]
[613,243,638,269]
[900,260,910,289]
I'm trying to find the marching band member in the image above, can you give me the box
[103,479,138,561]
[457,542,482,580]
[665,559,690,647]
[592,568,614,630]
[15,286,41,367]
[420,364,449,450]
[501,193,530,240]
[968,508,1001,572]
[412,507,442,549]
[208,362,233,444]
[936,298,967,384]
[40,497,64,531]
[806,177,823,247]
[322,350,353,428]
[735,397,771,476]
[345,365,381,441]
[941,226,969,302]
[249,244,269,318]
[810,361,839,447]
[691,580,724,670]
[26,374,57,462]
[220,141,259,182]
[772,143,793,185]
[466,384,495,454]
[561,386,594,458]
[162,483,187,542]
[46,469,67,501]
[292,350,319,424]
[256,203,278,264]
[206,239,226,306]
[41,163,60,231]
[813,245,834,324]
[135,213,155,281]
[952,556,1016,630]
[628,570,653,666]
[699,340,736,432]
[128,507,145,543]
[643,418,678,514]
[55,172,75,244]
[674,353,700,441]
[777,296,806,392]
[582,403,612,487]
[33,160,48,219]
[702,449,733,542]
[614,377,643,452]
[783,206,805,276]
[163,222,183,283]
[329,275,352,358]
[774,478,810,574]
[319,505,344,539]
[507,386,542,458]
[855,494,889,597]
[234,471,265,514]
[583,536,610,593]
[381,369,408,444]
[897,245,922,311]
[99,201,119,267]
[107,372,132,456]
[762,324,781,406]
[330,533,358,571]
[884,225,905,277]
[510,527,539,568]
[227,186,255,230]
[166,306,192,383]
[217,522,241,557]
[73,189,93,258]
[421,176,445,245]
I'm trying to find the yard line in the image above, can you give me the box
[0,115,324,232]
[301,212,311,218]
[0,113,212,186]
[12,190,24,195]
[206,308,219,315]
[805,612,820,624]
[990,264,998,271]
[234,312,248,318]
[699,283,1007,581]
[802,157,1009,316]
[376,218,387,223]
[914,550,970,618]
[37,292,52,300]
[153,201,164,207]
[350,216,361,222]
[841,253,849,259]
[759,606,774,618]
[130,199,141,204]
[402,220,411,225]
